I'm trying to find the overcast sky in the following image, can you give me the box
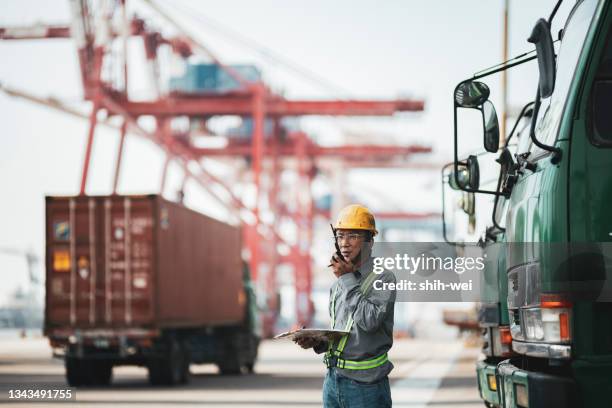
[0,1,574,302]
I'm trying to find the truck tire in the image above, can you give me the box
[65,357,93,387]
[65,357,84,386]
[180,340,191,384]
[148,340,187,386]
[218,332,242,375]
[218,354,241,375]
[147,359,165,386]
[243,335,259,374]
[91,361,113,386]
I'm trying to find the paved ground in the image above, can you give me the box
[0,333,482,407]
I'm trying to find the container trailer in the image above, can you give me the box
[44,194,259,386]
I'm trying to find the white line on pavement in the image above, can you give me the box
[391,342,463,408]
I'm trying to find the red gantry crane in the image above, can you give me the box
[0,0,430,335]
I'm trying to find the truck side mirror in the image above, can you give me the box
[452,79,503,196]
[449,166,469,190]
[450,155,480,190]
[455,81,490,108]
[466,155,480,190]
[528,18,556,98]
[483,101,500,153]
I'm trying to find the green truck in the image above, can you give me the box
[477,108,534,408]
[443,165,513,407]
[443,169,507,406]
[448,0,612,406]
[443,106,534,407]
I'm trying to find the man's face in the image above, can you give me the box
[335,229,371,262]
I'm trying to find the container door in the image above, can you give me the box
[100,196,154,326]
[46,197,99,327]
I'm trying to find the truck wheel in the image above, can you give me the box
[65,357,83,386]
[91,361,113,385]
[148,359,165,386]
[148,340,185,386]
[218,356,241,375]
[243,335,259,374]
[218,338,241,375]
[65,357,93,387]
[179,341,191,384]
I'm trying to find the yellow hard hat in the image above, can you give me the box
[334,204,378,236]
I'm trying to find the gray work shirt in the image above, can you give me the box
[314,257,396,383]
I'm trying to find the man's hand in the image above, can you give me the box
[293,336,321,349]
[329,254,355,278]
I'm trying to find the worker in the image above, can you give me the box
[296,204,396,408]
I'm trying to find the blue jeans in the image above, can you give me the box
[323,368,392,408]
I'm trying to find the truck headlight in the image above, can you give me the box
[509,309,523,340]
[522,308,544,341]
[507,259,573,345]
[520,294,572,343]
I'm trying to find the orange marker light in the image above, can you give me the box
[559,312,570,341]
[540,293,572,308]
[487,374,497,391]
[500,326,513,345]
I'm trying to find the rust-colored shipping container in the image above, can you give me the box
[44,195,259,386]
[45,194,244,329]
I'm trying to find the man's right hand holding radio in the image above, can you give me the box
[329,254,354,278]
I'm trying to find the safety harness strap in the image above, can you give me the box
[325,352,389,370]
[325,271,385,370]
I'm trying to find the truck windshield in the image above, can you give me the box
[532,0,599,155]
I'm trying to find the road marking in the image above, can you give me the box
[391,342,463,408]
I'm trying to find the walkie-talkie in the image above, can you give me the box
[328,224,345,266]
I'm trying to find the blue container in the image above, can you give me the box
[193,64,219,90]
[168,64,261,93]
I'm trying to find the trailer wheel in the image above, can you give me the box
[91,361,113,385]
[147,359,164,386]
[218,356,241,375]
[65,357,83,386]
[218,335,241,375]
[65,357,93,387]
[242,334,259,374]
[148,340,186,386]
[179,341,191,384]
